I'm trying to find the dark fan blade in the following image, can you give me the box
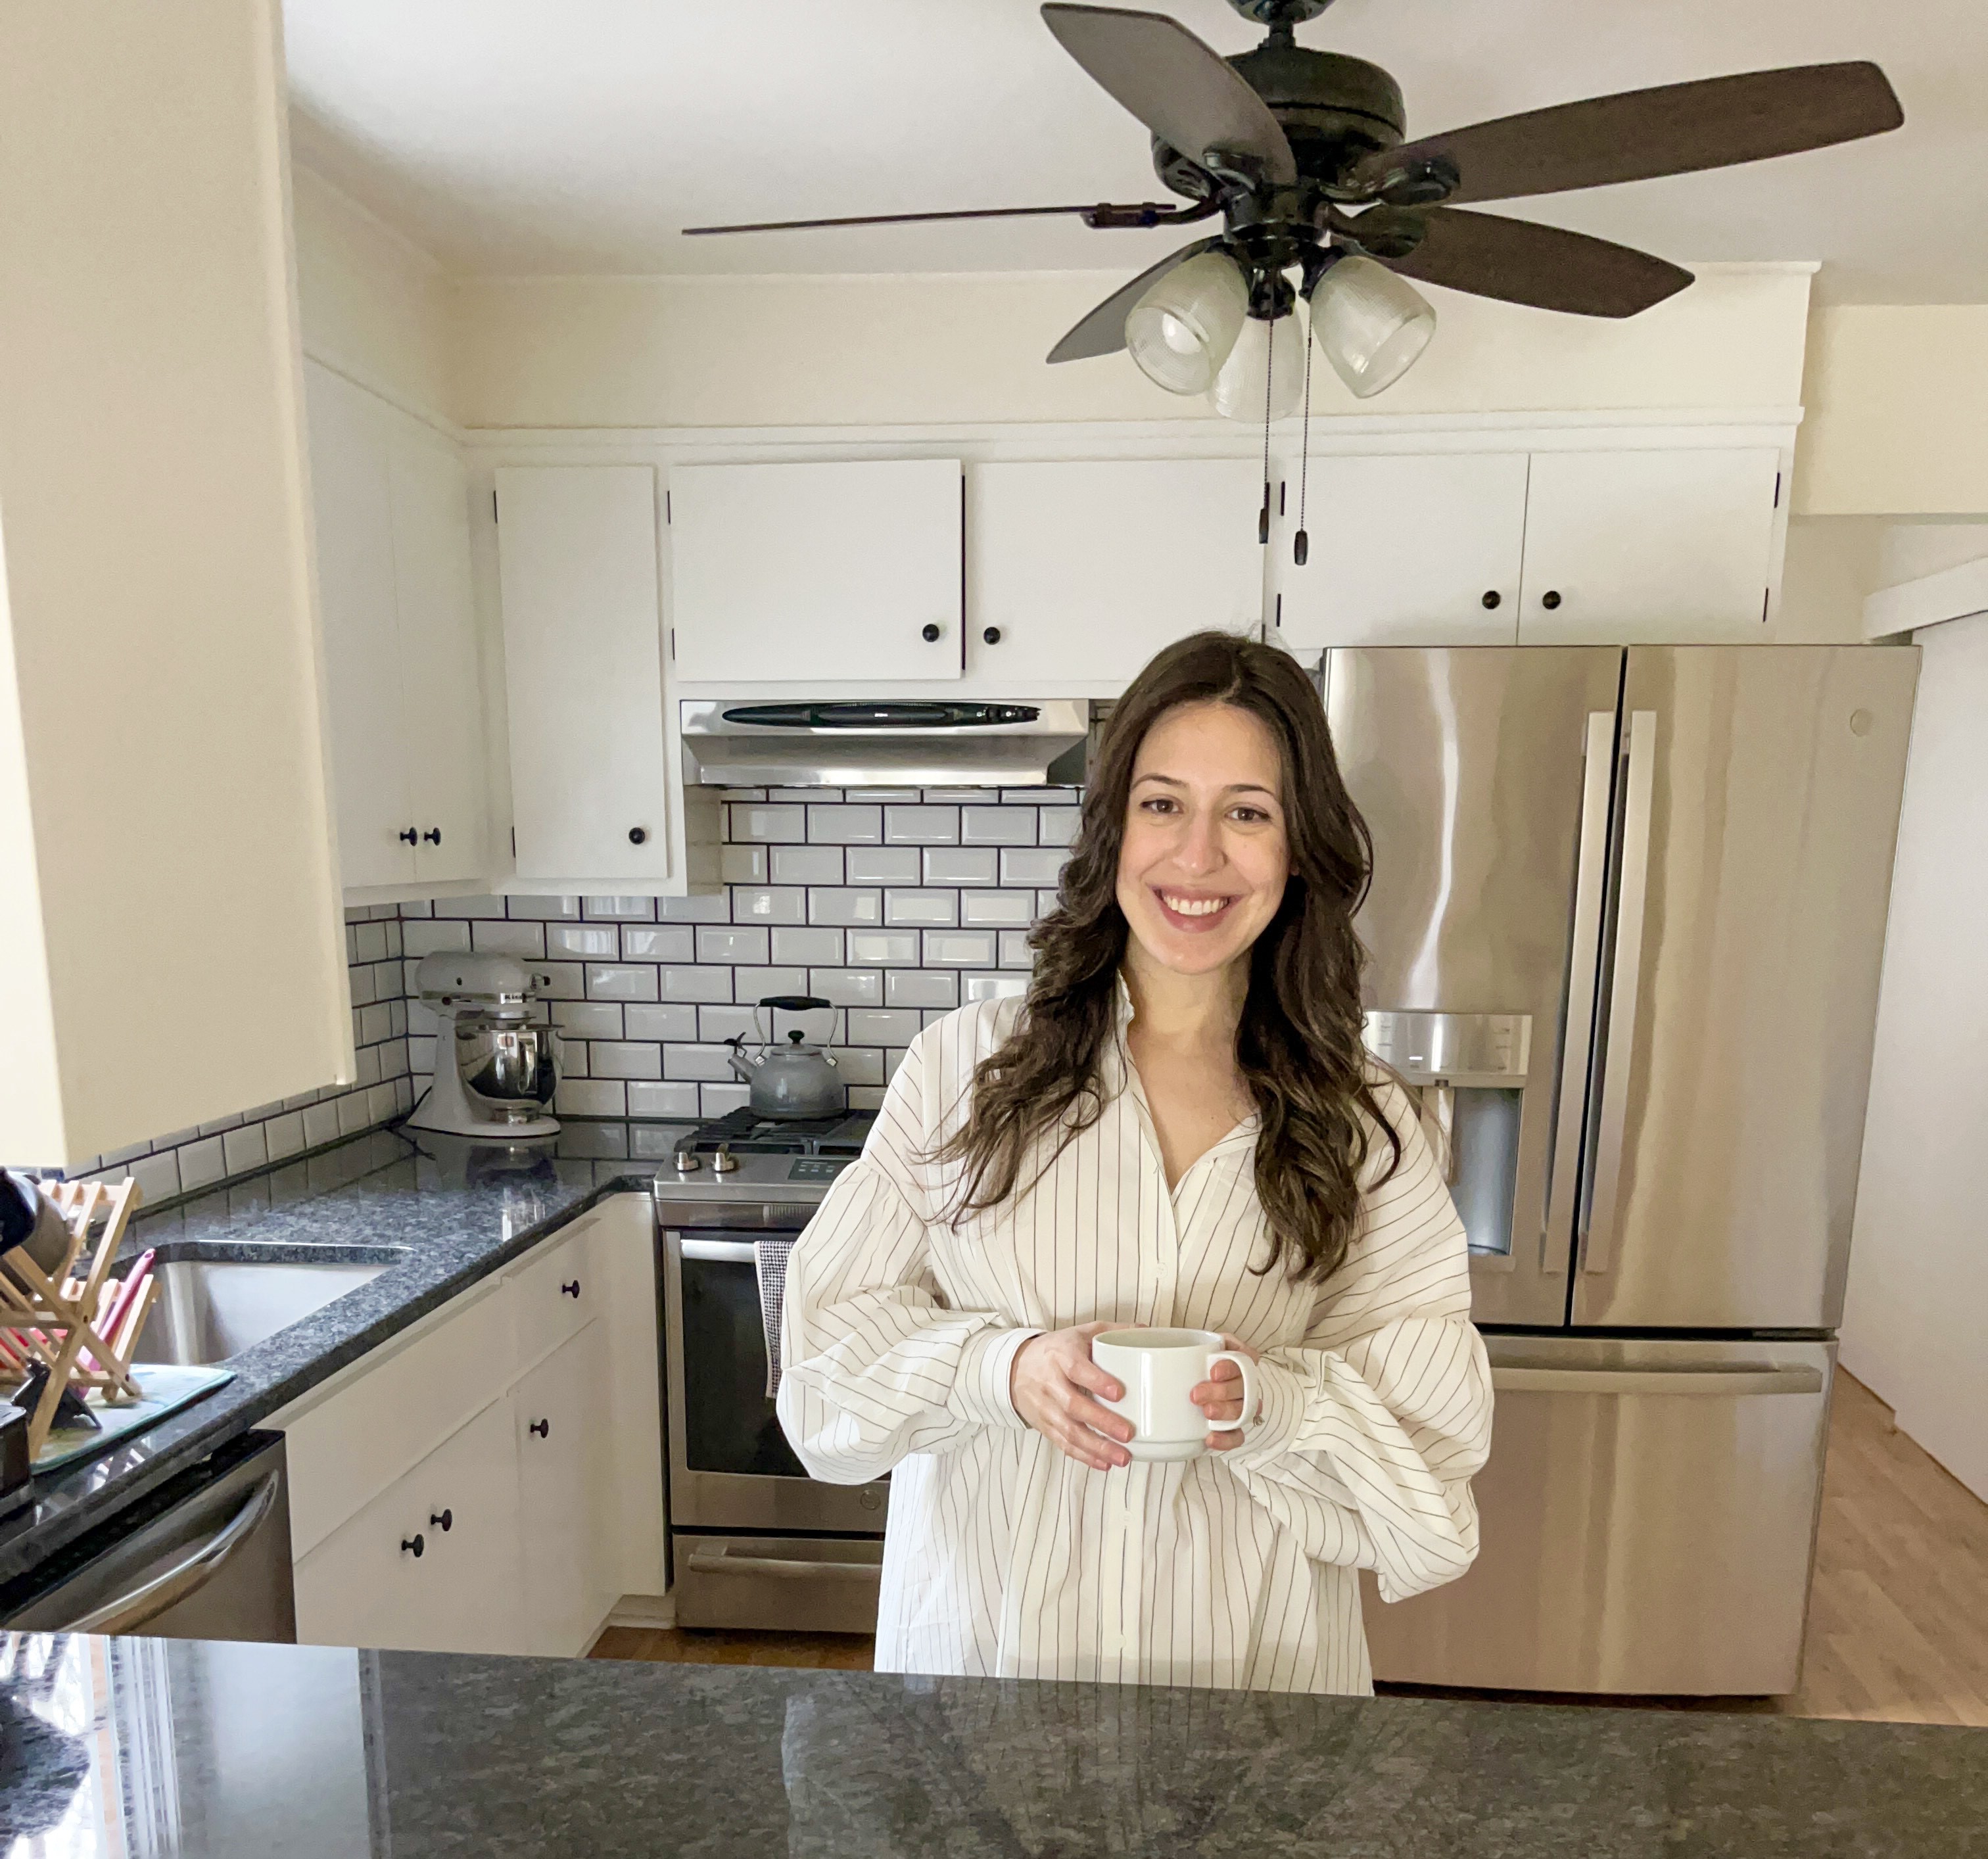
[1358,62,1902,206]
[1042,3,1297,185]
[1047,236,1221,362]
[686,204,1113,235]
[1374,207,1692,318]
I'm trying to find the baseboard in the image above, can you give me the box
[600,1591,676,1634]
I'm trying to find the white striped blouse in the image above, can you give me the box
[776,991,1494,1695]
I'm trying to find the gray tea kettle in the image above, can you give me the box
[726,995,845,1120]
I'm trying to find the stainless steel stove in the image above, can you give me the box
[653,1110,887,1636]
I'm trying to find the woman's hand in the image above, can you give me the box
[1010,1322,1134,1471]
[1192,1337,1260,1454]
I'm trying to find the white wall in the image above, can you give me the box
[293,163,458,425]
[1841,610,1988,1502]
[452,263,1812,430]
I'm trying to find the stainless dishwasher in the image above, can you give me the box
[1,1432,295,1640]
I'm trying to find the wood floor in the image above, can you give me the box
[593,1371,1988,1724]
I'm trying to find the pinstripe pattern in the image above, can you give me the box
[777,993,1493,1694]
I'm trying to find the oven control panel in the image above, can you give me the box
[787,1158,851,1183]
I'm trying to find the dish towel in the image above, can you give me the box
[755,1236,798,1399]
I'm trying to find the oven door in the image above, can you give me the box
[663,1229,890,1533]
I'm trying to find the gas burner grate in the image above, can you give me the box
[687,1107,876,1158]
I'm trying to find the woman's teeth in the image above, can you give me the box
[1161,893,1230,917]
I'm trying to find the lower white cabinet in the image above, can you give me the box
[281,1196,662,1659]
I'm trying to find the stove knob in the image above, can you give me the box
[711,1143,740,1174]
[674,1148,701,1171]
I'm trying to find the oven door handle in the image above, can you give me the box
[679,1238,761,1263]
[685,1547,881,1580]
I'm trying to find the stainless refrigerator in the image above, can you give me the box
[1325,645,1918,1695]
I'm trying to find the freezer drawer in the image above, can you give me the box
[673,1533,882,1634]
[1363,1336,1833,1695]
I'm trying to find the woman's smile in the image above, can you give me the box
[1152,887,1240,930]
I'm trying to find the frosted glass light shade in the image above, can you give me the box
[1309,254,1436,398]
[1124,252,1249,396]
[1210,312,1304,422]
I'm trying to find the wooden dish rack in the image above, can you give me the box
[0,1178,153,1458]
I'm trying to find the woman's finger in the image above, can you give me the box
[1204,1427,1246,1454]
[1066,1391,1134,1443]
[1051,1421,1120,1471]
[1066,1354,1123,1401]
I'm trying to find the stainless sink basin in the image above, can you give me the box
[128,1250,407,1367]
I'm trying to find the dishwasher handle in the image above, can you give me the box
[1493,1363,1825,1398]
[66,1469,281,1634]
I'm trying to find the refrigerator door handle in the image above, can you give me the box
[1492,1363,1825,1397]
[1581,708,1657,1276]
[1543,709,1619,1273]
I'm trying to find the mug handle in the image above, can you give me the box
[1206,1350,1258,1439]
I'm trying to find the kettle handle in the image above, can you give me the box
[758,995,832,1013]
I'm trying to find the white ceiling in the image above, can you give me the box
[283,0,1988,302]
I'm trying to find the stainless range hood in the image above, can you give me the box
[680,699,1091,788]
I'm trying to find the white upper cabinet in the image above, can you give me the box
[670,459,964,682]
[965,459,1264,683]
[1517,448,1782,643]
[1270,453,1528,649]
[496,465,674,885]
[304,362,489,891]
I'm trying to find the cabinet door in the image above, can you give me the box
[671,459,963,682]
[294,1396,522,1655]
[513,1320,613,1656]
[966,459,1263,683]
[304,364,414,887]
[496,465,673,883]
[390,426,489,883]
[1519,448,1780,644]
[1271,453,1527,648]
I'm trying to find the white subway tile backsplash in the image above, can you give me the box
[844,846,922,884]
[732,966,810,1000]
[661,966,732,1004]
[584,895,658,920]
[807,804,882,845]
[587,964,661,1002]
[999,931,1035,969]
[663,1043,737,1083]
[627,1080,700,1119]
[721,843,770,884]
[264,1113,306,1162]
[921,788,989,804]
[433,895,508,920]
[808,888,882,927]
[885,970,957,1010]
[553,1002,624,1039]
[403,920,471,957]
[808,968,884,1007]
[506,895,583,920]
[1038,807,1081,847]
[221,1124,268,1177]
[847,930,918,966]
[924,848,999,886]
[847,1086,888,1112]
[353,922,389,963]
[960,806,1036,846]
[848,1008,925,1045]
[128,1149,181,1205]
[624,925,697,962]
[302,1101,342,1148]
[533,962,586,1000]
[335,1091,373,1137]
[844,787,920,803]
[771,926,843,966]
[658,893,733,923]
[924,931,998,968]
[625,1002,699,1042]
[695,925,770,966]
[732,804,807,841]
[831,1047,885,1085]
[557,1079,627,1117]
[700,1083,751,1116]
[356,1046,382,1088]
[1001,847,1068,885]
[964,972,1028,1002]
[699,1005,762,1044]
[358,1003,393,1045]
[589,1041,664,1080]
[772,845,845,885]
[960,890,1034,927]
[884,889,957,927]
[548,924,618,960]
[883,807,959,845]
[178,1136,227,1192]
[1037,889,1062,918]
[561,1041,590,1077]
[472,920,546,959]
[732,886,806,924]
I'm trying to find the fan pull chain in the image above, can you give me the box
[1258,312,1273,545]
[1294,321,1313,567]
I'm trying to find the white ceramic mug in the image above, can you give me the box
[1092,1327,1258,1462]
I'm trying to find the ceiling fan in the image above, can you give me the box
[688,0,1902,413]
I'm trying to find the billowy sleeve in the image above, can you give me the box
[776,1028,1039,1484]
[1219,1084,1495,1603]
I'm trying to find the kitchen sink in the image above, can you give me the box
[128,1250,408,1367]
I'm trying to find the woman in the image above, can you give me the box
[776,630,1492,1695]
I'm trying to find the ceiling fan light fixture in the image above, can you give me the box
[1124,251,1249,396]
[1210,308,1305,422]
[1309,254,1436,399]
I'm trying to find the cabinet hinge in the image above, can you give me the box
[665,489,671,524]
[669,627,676,661]
[1274,592,1282,629]
[1762,588,1771,624]
[492,490,499,523]
[1278,481,1286,517]
[511,827,517,857]
[1774,471,1782,509]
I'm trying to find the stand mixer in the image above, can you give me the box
[406,951,561,1141]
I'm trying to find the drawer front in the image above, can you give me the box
[283,1276,514,1559]
[509,1212,602,1369]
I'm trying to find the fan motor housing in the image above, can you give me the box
[1151,43,1406,198]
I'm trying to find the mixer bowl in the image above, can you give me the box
[455,1016,559,1120]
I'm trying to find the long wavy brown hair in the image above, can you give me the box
[935,630,1401,1286]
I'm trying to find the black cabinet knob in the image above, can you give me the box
[628,826,648,845]
[1481,590,1502,610]
[982,626,1002,645]
[401,1533,425,1558]
[530,1418,550,1439]
[430,1509,452,1533]
[398,828,418,845]
[561,1279,580,1298]
[1542,590,1563,610]
[422,828,442,845]
[921,623,941,642]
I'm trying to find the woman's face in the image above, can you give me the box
[1116,700,1291,979]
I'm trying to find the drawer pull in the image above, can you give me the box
[530,1418,550,1439]
[401,1533,425,1559]
[429,1509,452,1533]
[561,1280,580,1298]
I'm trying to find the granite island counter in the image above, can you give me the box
[0,1121,696,1595]
[3,1634,1982,1856]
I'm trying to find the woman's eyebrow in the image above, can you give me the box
[1131,771,1279,799]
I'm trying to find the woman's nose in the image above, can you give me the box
[1173,811,1223,874]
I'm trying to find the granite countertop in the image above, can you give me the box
[3,1634,1982,1856]
[0,1119,694,1593]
